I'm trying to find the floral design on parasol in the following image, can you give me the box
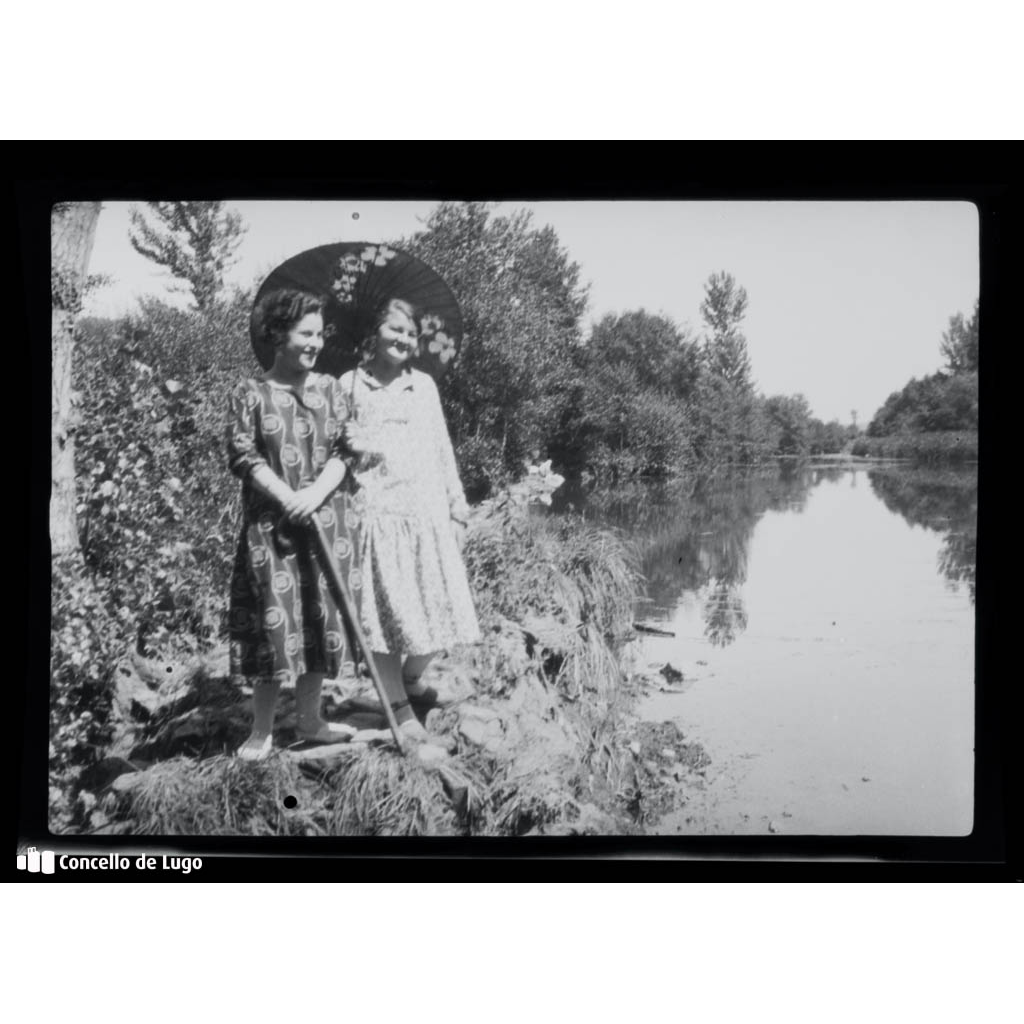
[250,242,464,379]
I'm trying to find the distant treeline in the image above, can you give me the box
[397,203,856,495]
[854,300,978,464]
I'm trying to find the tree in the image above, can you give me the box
[128,201,246,312]
[52,201,102,555]
[700,271,752,391]
[764,394,813,455]
[940,299,979,374]
[396,202,588,492]
[587,309,701,400]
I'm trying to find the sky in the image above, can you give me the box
[83,200,978,425]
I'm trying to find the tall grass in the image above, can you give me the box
[850,431,978,464]
[115,754,316,836]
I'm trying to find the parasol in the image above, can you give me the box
[250,242,464,379]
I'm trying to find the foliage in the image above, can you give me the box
[700,271,753,392]
[807,418,855,455]
[560,358,694,480]
[129,202,247,311]
[868,466,977,602]
[587,310,701,399]
[72,293,255,661]
[940,299,979,374]
[467,471,636,627]
[396,202,588,496]
[850,431,978,464]
[50,558,120,828]
[688,376,774,467]
[867,371,978,437]
[764,394,814,456]
[862,300,979,464]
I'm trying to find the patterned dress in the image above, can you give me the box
[226,374,358,687]
[339,366,481,656]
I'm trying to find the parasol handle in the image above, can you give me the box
[305,517,406,755]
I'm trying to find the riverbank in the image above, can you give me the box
[582,463,977,836]
[64,471,707,837]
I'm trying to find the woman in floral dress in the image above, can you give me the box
[227,289,358,760]
[340,297,480,743]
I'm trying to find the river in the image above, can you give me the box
[554,463,977,836]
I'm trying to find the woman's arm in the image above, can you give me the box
[424,376,470,529]
[286,457,347,521]
[226,381,302,514]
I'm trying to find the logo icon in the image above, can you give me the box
[17,847,56,874]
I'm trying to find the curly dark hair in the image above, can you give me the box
[256,289,325,350]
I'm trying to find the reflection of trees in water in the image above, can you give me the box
[868,467,977,602]
[703,580,749,647]
[569,466,820,646]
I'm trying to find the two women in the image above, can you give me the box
[227,288,479,757]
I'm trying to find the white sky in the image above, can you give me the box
[84,200,978,425]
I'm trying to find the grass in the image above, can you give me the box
[112,754,316,836]
[851,431,978,464]
[96,493,648,838]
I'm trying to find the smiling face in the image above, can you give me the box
[276,312,324,375]
[371,303,419,369]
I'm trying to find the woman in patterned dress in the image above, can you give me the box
[340,298,480,743]
[227,289,358,761]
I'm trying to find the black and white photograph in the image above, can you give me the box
[40,195,986,848]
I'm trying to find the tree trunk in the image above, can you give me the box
[51,201,102,556]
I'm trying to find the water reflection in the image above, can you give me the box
[555,463,978,644]
[557,467,821,646]
[867,467,977,602]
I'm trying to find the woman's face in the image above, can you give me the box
[372,305,418,368]
[276,311,324,374]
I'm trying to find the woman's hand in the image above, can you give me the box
[282,484,328,524]
[342,421,379,456]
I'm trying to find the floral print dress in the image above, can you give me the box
[226,374,358,687]
[338,366,481,656]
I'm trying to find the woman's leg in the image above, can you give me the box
[401,652,438,693]
[370,653,412,719]
[294,672,355,741]
[237,679,280,759]
[370,651,430,741]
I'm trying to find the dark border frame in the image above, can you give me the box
[14,148,1018,880]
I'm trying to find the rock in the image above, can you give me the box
[352,728,392,745]
[458,716,502,751]
[111,772,145,794]
[458,704,500,725]
[287,742,354,765]
[412,743,449,767]
[437,766,469,815]
[201,643,230,679]
[642,760,659,774]
[629,741,641,757]
[659,662,684,684]
[660,748,677,760]
[80,756,138,792]
[768,820,780,833]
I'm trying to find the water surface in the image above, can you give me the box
[559,464,977,836]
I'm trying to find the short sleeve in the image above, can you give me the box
[330,373,357,461]
[226,380,269,479]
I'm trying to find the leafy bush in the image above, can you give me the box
[52,295,256,826]
[73,292,254,659]
[868,372,978,437]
